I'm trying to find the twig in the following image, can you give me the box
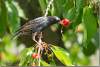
[38,45,41,66]
[44,0,54,17]
[38,32,42,66]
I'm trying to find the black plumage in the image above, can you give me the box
[14,16,60,37]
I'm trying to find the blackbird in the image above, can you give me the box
[13,16,70,42]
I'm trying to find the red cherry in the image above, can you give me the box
[35,54,41,59]
[32,53,41,59]
[60,19,70,27]
[32,53,37,58]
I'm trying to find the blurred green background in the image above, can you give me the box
[0,0,99,66]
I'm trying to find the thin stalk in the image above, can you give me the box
[44,0,54,17]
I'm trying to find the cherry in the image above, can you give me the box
[35,54,41,59]
[32,53,37,58]
[60,19,70,27]
[32,53,41,59]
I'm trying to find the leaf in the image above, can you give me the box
[77,53,90,65]
[51,45,72,66]
[0,0,8,37]
[63,7,76,21]
[93,30,99,47]
[12,1,26,19]
[53,0,65,16]
[38,0,47,14]
[75,0,84,12]
[70,0,84,29]
[53,0,74,16]
[19,47,33,66]
[40,59,50,66]
[83,41,96,56]
[3,51,17,62]
[83,6,97,45]
[6,1,20,34]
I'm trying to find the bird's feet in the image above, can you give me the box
[32,32,43,45]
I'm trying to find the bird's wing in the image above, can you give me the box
[21,17,47,30]
[15,17,47,34]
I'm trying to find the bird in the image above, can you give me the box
[13,16,70,43]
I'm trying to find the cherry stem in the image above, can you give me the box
[37,44,40,66]
[44,0,54,17]
[37,32,43,66]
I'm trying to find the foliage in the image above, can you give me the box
[0,0,99,66]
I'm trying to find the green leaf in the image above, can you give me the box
[83,41,96,56]
[75,0,84,12]
[3,51,17,62]
[63,0,74,12]
[93,30,99,47]
[70,0,84,29]
[6,1,20,34]
[0,0,8,37]
[83,6,97,45]
[63,7,76,21]
[40,59,50,66]
[51,45,73,66]
[12,1,26,19]
[53,0,65,16]
[53,0,74,16]
[77,53,90,65]
[38,0,47,14]
[19,47,33,66]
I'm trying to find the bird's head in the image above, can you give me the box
[47,16,70,27]
[47,16,60,23]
